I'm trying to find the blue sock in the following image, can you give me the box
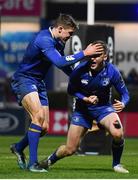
[15,133,28,153]
[28,123,42,167]
[48,150,62,165]
[112,139,124,167]
[15,128,46,153]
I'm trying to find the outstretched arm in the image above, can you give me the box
[37,36,104,68]
[68,81,98,105]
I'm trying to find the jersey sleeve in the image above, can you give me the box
[111,66,130,106]
[61,66,74,76]
[61,62,82,76]
[68,82,85,100]
[35,35,84,68]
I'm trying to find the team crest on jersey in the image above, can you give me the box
[102,77,110,86]
[72,116,80,123]
[81,79,89,85]
[31,84,37,90]
[66,55,75,61]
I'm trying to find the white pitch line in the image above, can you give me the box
[124,152,138,155]
[0,155,48,159]
[1,152,138,160]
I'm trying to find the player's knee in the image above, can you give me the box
[111,119,124,139]
[112,130,123,140]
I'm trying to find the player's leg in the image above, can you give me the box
[21,92,48,172]
[39,124,87,170]
[11,106,48,154]
[100,112,129,173]
[10,79,48,172]
[10,105,48,170]
[10,135,28,169]
[10,79,29,169]
[41,109,49,136]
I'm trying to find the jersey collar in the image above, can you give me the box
[49,26,54,38]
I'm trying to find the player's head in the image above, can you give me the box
[54,13,78,30]
[53,13,79,43]
[92,40,108,55]
[89,40,108,71]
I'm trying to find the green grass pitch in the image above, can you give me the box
[0,136,138,179]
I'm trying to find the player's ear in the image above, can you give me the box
[103,54,108,61]
[58,26,63,33]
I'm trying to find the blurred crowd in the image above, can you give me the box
[120,68,138,86]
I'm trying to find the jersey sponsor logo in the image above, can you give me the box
[65,55,75,61]
[102,77,110,86]
[81,79,89,85]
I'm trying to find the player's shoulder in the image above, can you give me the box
[73,61,88,73]
[107,62,119,73]
[106,62,120,79]
[38,29,50,36]
[34,29,55,48]
[74,60,88,70]
[70,61,88,79]
[36,29,53,42]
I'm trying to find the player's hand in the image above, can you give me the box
[113,99,125,113]
[83,95,99,104]
[83,43,104,57]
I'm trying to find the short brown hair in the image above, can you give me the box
[53,13,79,30]
[92,40,108,55]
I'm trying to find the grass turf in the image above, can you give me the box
[0,136,138,179]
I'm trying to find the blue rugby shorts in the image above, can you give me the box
[71,105,115,129]
[11,76,48,106]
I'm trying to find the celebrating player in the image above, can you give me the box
[39,40,130,173]
[10,14,103,172]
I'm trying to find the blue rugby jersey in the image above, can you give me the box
[68,61,130,109]
[13,27,84,81]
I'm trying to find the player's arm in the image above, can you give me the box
[60,60,84,76]
[36,36,103,68]
[68,79,85,100]
[68,69,98,104]
[111,68,130,112]
[44,43,104,68]
[67,68,86,100]
[44,47,84,67]
[68,82,98,104]
[60,65,74,76]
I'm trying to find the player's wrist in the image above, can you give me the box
[83,49,90,56]
[83,97,88,102]
[83,50,87,56]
